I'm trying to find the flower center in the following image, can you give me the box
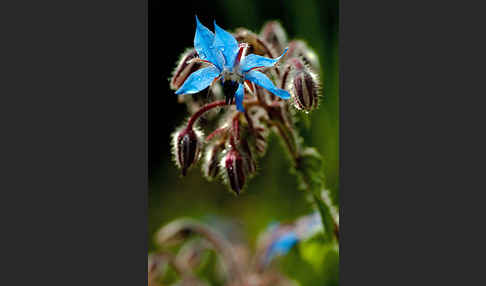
[221,68,244,84]
[222,79,239,105]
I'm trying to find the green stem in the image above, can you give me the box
[273,116,339,243]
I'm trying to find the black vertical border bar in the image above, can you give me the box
[339,0,484,284]
[1,0,148,284]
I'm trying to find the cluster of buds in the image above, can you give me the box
[170,20,321,195]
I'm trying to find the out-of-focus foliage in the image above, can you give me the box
[149,215,337,286]
[149,0,338,285]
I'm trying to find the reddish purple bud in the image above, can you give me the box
[289,57,307,71]
[260,21,288,55]
[286,40,320,71]
[234,28,270,57]
[291,70,319,111]
[252,126,269,156]
[202,140,226,180]
[240,138,257,174]
[267,101,293,128]
[291,68,320,112]
[245,106,270,156]
[170,49,202,91]
[280,63,292,90]
[171,126,203,176]
[222,148,247,195]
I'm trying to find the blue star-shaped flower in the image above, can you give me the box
[175,16,291,112]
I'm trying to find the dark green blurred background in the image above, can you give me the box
[149,0,338,283]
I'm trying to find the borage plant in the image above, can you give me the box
[169,17,338,243]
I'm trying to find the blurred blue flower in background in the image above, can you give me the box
[261,212,323,266]
[266,231,299,263]
[175,16,290,112]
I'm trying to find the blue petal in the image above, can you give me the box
[239,48,288,73]
[235,83,245,112]
[194,16,223,70]
[272,232,298,254]
[175,66,220,95]
[213,21,239,69]
[265,232,298,263]
[244,70,291,99]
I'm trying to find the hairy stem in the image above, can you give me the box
[269,111,339,243]
[186,100,228,129]
[205,127,228,142]
[274,120,299,161]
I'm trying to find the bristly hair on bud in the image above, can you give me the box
[234,28,279,59]
[286,58,321,112]
[202,139,226,181]
[285,40,320,72]
[171,124,204,176]
[245,106,270,157]
[170,48,203,91]
[260,21,288,55]
[177,84,225,120]
[220,148,248,195]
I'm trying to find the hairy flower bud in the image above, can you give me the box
[280,63,292,90]
[245,107,270,156]
[221,148,247,195]
[260,21,288,55]
[235,28,271,57]
[286,40,320,71]
[202,140,226,180]
[291,71,320,112]
[170,48,202,91]
[240,139,257,175]
[253,126,269,156]
[171,125,203,176]
[287,59,320,112]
